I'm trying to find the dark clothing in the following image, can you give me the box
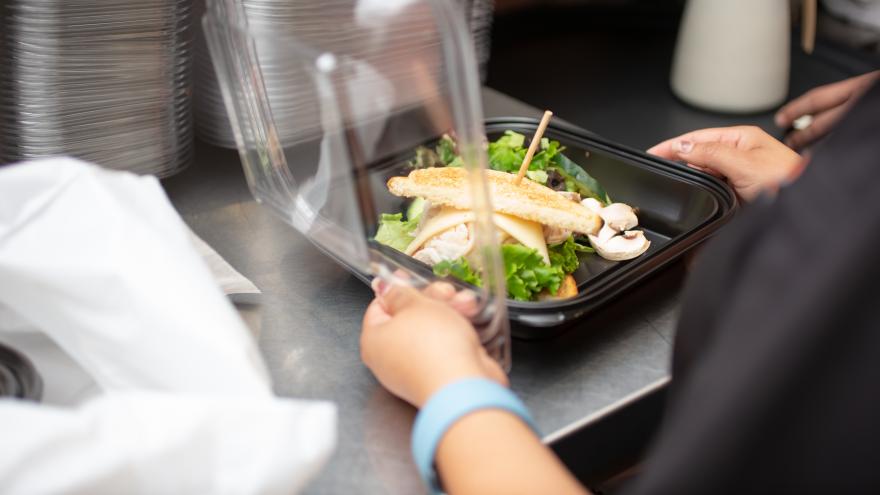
[631,83,880,494]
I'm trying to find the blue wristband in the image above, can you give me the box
[411,378,539,494]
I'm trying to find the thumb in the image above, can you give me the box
[674,139,744,178]
[379,284,424,315]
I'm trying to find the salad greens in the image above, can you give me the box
[433,258,482,288]
[501,244,564,301]
[410,134,463,169]
[374,213,419,252]
[526,170,548,184]
[549,236,595,274]
[431,245,563,302]
[500,238,594,301]
[376,196,428,252]
[435,135,462,167]
[406,197,427,222]
[412,130,609,204]
[551,152,611,204]
[432,237,593,302]
[486,131,526,172]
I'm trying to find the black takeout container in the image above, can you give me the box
[342,117,736,338]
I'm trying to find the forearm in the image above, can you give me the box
[435,409,589,495]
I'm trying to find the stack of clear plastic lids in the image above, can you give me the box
[192,0,494,149]
[0,0,192,177]
[203,0,510,368]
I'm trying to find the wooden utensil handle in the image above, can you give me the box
[515,110,553,185]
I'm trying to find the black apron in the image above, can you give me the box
[629,83,880,494]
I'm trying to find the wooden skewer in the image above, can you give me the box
[514,110,553,185]
[802,0,817,55]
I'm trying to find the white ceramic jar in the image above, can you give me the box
[671,0,791,113]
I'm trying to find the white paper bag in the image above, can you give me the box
[0,158,336,494]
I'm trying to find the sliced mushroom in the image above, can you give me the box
[596,223,618,243]
[581,197,603,214]
[588,230,650,261]
[581,198,648,261]
[599,203,638,232]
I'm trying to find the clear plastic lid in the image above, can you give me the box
[203,0,509,368]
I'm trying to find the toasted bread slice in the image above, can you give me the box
[556,274,578,298]
[538,275,578,301]
[387,167,601,235]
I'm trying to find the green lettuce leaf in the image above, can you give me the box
[374,213,418,252]
[487,131,565,175]
[408,146,441,169]
[528,138,562,170]
[548,152,611,204]
[497,129,525,148]
[436,134,457,165]
[525,169,549,184]
[488,130,528,173]
[549,236,594,274]
[433,258,482,287]
[501,244,563,301]
[446,156,464,167]
[430,238,591,300]
[406,197,426,221]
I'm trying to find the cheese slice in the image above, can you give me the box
[492,212,550,264]
[405,207,475,255]
[405,207,550,265]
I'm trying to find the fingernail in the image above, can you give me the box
[372,278,391,296]
[774,113,786,128]
[676,140,693,154]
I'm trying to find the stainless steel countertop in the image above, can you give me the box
[163,87,680,494]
